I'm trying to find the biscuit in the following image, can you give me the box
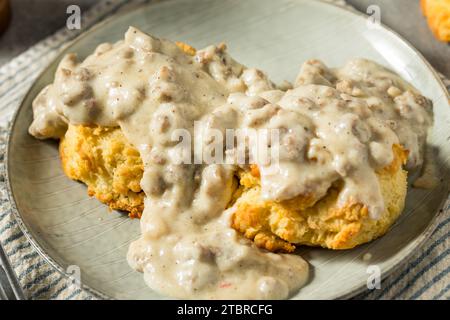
[57,39,410,251]
[60,124,145,218]
[60,127,409,250]
[231,145,408,251]
[58,41,198,218]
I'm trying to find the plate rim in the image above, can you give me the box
[5,0,450,300]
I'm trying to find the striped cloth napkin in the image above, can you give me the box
[0,0,448,300]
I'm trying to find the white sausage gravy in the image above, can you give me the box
[29,27,433,299]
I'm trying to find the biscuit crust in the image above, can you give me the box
[60,123,409,251]
[57,41,197,219]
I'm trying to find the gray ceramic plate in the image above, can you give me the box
[6,0,450,300]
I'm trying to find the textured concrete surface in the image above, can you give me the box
[0,0,448,76]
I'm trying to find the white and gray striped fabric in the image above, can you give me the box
[0,0,448,300]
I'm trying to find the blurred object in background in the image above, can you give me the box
[0,0,10,35]
[421,0,450,42]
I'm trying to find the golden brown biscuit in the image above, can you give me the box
[175,42,197,56]
[56,39,409,251]
[231,145,408,251]
[58,41,198,218]
[60,125,144,218]
[60,124,409,250]
[421,0,450,42]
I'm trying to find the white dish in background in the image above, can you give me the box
[6,0,450,299]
